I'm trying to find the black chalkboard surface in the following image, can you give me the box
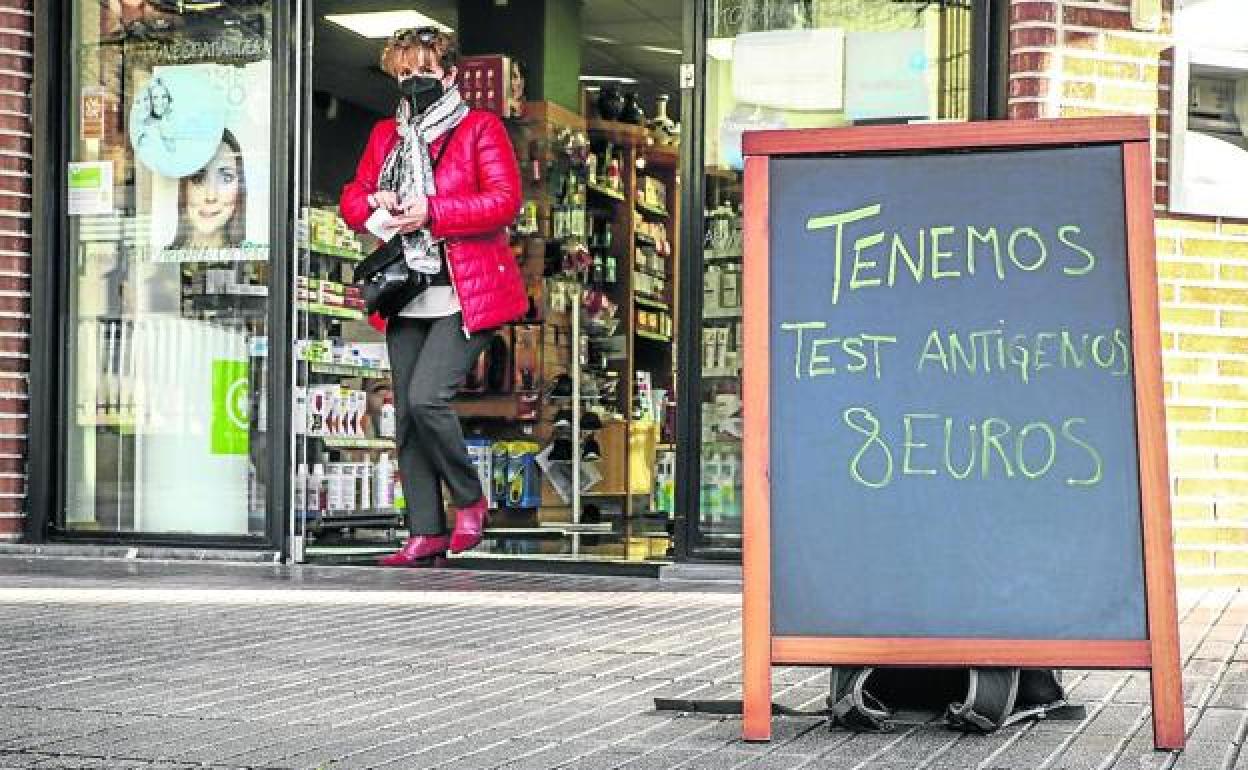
[738,118,1182,749]
[767,144,1146,640]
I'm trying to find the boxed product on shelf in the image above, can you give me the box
[308,207,335,246]
[626,536,648,561]
[465,437,493,508]
[486,441,542,509]
[638,176,667,209]
[295,338,331,363]
[293,386,307,435]
[653,449,675,514]
[505,442,542,508]
[349,342,388,370]
[490,442,509,506]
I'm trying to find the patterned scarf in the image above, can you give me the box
[377,83,469,274]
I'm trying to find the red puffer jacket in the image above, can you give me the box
[340,109,527,334]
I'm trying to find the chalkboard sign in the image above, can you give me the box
[739,118,1182,749]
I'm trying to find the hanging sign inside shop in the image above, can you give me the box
[738,117,1183,749]
[731,29,845,112]
[844,30,930,122]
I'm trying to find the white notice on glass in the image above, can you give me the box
[67,161,114,216]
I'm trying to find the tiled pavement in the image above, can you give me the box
[0,557,1246,769]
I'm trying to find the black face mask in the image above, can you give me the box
[399,75,444,113]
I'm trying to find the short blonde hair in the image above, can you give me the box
[380,28,459,76]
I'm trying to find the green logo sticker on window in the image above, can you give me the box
[212,359,250,455]
[67,165,102,189]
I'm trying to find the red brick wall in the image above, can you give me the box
[1009,0,1248,585]
[0,0,29,541]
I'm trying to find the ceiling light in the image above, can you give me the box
[707,37,734,61]
[578,75,639,85]
[585,35,618,45]
[638,45,682,56]
[325,11,452,39]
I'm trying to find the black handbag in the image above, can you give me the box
[354,122,458,320]
[356,238,433,319]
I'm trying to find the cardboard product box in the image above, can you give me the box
[537,504,573,524]
[457,55,510,115]
[505,441,542,508]
[512,324,541,392]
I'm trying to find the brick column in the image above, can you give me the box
[0,0,30,541]
[1009,0,1248,585]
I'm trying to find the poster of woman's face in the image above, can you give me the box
[170,128,247,249]
[137,61,271,258]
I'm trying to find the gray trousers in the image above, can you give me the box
[386,314,492,536]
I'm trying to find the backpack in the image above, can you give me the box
[827,667,1077,732]
[655,666,1081,733]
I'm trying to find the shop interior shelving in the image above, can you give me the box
[696,164,746,556]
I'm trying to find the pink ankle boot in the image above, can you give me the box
[378,535,450,567]
[449,498,488,553]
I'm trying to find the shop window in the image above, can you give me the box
[61,2,274,536]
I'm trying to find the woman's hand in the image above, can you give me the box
[390,196,429,234]
[369,190,402,213]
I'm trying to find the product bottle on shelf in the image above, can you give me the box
[380,395,396,439]
[294,463,308,515]
[343,464,357,513]
[359,458,372,511]
[607,154,621,192]
[374,453,394,510]
[310,463,326,515]
[719,454,738,519]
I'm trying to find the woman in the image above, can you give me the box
[168,129,246,250]
[135,77,176,154]
[340,27,526,567]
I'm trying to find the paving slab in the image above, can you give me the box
[0,558,1245,770]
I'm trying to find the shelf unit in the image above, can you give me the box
[693,167,747,556]
[577,119,680,544]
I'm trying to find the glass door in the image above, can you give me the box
[689,0,977,558]
[61,0,276,537]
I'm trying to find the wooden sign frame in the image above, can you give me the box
[740,117,1183,750]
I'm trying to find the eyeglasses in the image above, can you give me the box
[391,26,442,45]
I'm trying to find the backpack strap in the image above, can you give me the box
[652,699,831,718]
[827,667,894,732]
[946,668,1082,732]
[947,668,1020,732]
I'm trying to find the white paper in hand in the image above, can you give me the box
[365,207,400,242]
